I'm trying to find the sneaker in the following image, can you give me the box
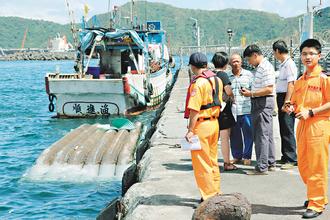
[302,209,322,218]
[268,165,276,172]
[281,162,296,170]
[304,200,309,208]
[276,159,287,165]
[243,159,251,165]
[272,111,278,117]
[245,169,268,175]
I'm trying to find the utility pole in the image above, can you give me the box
[307,0,313,39]
[303,0,322,41]
[190,17,200,51]
[227,28,233,55]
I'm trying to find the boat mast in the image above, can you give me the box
[65,0,83,75]
[130,0,134,28]
[108,0,112,29]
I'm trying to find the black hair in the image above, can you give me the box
[272,40,288,54]
[299,39,322,54]
[211,51,229,68]
[243,44,262,58]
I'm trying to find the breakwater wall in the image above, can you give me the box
[0,51,75,61]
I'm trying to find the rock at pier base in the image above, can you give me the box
[192,193,251,220]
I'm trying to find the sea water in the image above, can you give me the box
[0,60,168,219]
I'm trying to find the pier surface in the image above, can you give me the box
[121,68,330,220]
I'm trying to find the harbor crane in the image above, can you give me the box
[21,27,28,49]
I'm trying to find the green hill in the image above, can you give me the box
[0,17,72,48]
[96,2,301,48]
[0,1,329,49]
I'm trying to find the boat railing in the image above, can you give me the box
[47,73,80,79]
[105,41,138,47]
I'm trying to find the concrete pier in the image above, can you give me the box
[115,68,330,220]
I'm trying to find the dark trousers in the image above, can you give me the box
[230,114,253,159]
[276,93,297,163]
[251,96,276,172]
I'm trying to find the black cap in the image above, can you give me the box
[188,52,208,68]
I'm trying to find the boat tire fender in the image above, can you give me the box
[169,55,175,68]
[48,103,55,112]
[144,90,150,103]
[133,93,139,106]
[166,82,171,92]
[147,83,153,96]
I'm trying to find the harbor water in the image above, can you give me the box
[0,60,165,219]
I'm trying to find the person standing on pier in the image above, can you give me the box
[184,52,223,201]
[241,44,276,175]
[211,51,237,171]
[228,53,253,166]
[283,39,330,219]
[272,40,298,170]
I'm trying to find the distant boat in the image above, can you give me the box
[45,21,173,117]
[47,33,73,52]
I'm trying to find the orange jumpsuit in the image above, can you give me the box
[187,76,223,200]
[291,65,330,212]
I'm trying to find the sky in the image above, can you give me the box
[0,0,329,24]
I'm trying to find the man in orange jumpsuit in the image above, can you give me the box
[184,52,223,201]
[284,39,330,219]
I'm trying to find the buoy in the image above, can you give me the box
[122,76,130,94]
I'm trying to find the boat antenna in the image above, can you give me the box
[144,0,147,25]
[64,0,78,50]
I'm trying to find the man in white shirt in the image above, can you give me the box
[241,44,276,175]
[273,40,297,170]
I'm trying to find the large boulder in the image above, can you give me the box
[192,193,251,220]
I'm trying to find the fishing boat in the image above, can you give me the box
[45,12,173,117]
